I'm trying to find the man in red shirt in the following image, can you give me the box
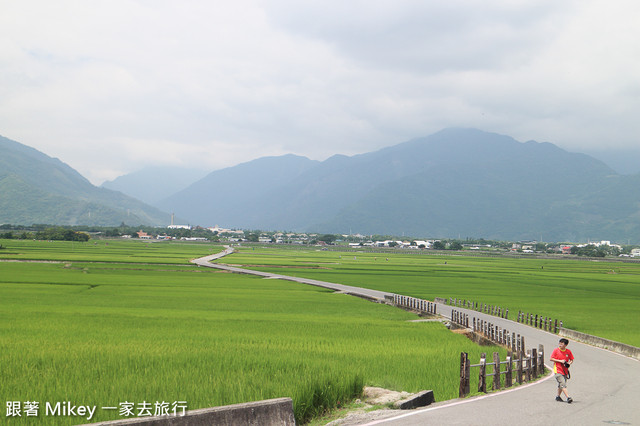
[550,338,574,403]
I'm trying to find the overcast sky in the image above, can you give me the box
[1,0,639,184]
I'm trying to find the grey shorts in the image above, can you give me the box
[555,373,568,388]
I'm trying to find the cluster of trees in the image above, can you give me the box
[432,240,463,250]
[570,244,621,258]
[35,227,90,241]
[314,234,338,245]
[245,232,260,242]
[0,223,220,241]
[0,225,89,241]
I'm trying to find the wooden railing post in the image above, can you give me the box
[505,353,513,387]
[538,344,545,375]
[459,352,469,397]
[517,351,523,384]
[531,347,538,377]
[525,350,531,382]
[478,353,487,393]
[493,352,501,390]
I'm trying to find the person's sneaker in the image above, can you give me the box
[567,397,573,404]
[556,396,563,402]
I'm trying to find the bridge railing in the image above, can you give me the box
[517,311,562,333]
[392,294,437,315]
[446,297,563,334]
[459,345,546,398]
[392,295,550,398]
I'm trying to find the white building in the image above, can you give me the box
[168,225,191,230]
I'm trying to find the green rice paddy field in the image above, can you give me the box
[224,245,640,347]
[1,240,507,425]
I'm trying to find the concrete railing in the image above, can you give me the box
[81,398,296,426]
[559,328,640,360]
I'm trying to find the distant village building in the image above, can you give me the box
[208,226,244,236]
[136,231,151,239]
[168,225,191,230]
[413,240,432,249]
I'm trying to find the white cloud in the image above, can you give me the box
[1,0,639,184]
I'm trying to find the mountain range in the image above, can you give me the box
[0,135,169,226]
[156,128,640,242]
[1,128,639,242]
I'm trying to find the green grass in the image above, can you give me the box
[0,238,217,264]
[221,246,640,347]
[0,240,505,425]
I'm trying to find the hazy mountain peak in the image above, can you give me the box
[2,129,637,241]
[0,135,169,226]
[102,165,208,205]
[156,127,638,241]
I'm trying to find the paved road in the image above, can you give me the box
[192,249,640,426]
[369,304,640,426]
[191,248,392,302]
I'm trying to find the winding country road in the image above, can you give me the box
[192,248,640,426]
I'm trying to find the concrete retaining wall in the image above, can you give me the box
[559,328,640,360]
[81,398,296,426]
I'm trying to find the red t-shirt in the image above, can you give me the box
[551,347,574,375]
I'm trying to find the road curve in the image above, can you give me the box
[191,248,393,302]
[192,248,640,426]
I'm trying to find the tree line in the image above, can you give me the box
[0,226,89,242]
